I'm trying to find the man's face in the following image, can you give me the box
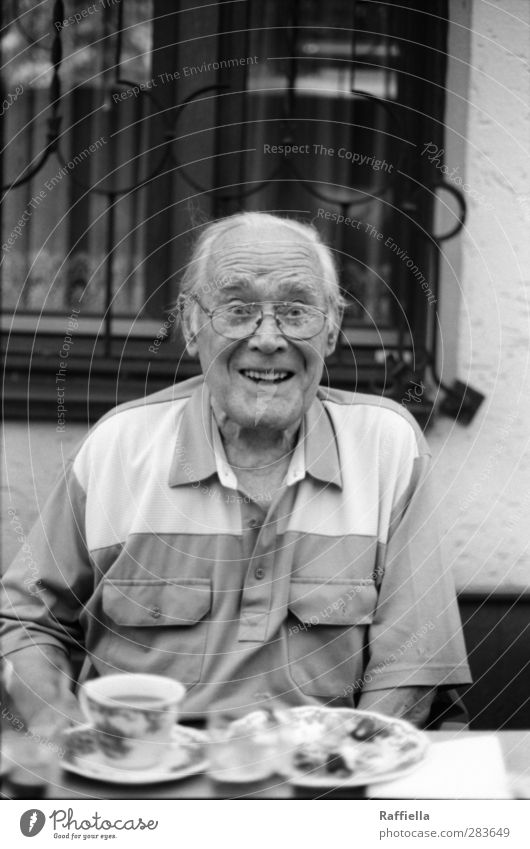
[185,222,340,432]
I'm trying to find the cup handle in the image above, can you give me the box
[77,685,92,724]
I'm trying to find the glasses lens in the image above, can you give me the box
[276,304,325,339]
[210,303,325,339]
[212,303,261,339]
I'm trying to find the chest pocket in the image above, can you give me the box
[287,579,377,700]
[101,579,211,686]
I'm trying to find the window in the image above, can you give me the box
[2,0,459,424]
[2,0,154,317]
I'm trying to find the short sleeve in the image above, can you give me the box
[362,446,472,692]
[1,459,93,660]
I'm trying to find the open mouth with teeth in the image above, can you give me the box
[240,368,294,384]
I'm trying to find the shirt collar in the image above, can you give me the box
[168,381,218,487]
[168,380,342,489]
[302,390,343,489]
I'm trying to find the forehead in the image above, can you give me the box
[206,222,324,295]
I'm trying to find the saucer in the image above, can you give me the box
[61,724,208,784]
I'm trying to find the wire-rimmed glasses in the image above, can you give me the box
[192,296,328,340]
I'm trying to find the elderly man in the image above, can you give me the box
[1,212,470,739]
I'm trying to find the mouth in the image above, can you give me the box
[239,368,295,385]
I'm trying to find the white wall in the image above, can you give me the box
[430,0,530,590]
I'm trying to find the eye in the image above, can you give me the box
[225,302,255,317]
[281,303,310,319]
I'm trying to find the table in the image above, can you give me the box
[2,730,530,800]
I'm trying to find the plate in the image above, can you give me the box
[232,706,429,788]
[61,724,208,785]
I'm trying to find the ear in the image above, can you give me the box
[178,296,199,358]
[324,307,343,357]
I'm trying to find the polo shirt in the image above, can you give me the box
[1,375,471,718]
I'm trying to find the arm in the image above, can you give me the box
[357,686,435,727]
[5,646,84,738]
[359,417,471,705]
[1,457,93,738]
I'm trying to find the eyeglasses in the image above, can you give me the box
[192,297,328,340]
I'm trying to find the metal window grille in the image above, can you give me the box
[1,0,465,424]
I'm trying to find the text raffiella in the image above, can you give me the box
[379,811,431,820]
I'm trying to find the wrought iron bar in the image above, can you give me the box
[2,3,464,225]
[1,0,64,193]
[104,193,116,358]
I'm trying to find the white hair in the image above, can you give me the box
[177,212,346,330]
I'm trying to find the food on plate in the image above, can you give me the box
[274,707,427,784]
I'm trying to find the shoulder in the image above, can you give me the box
[71,375,203,475]
[317,385,430,458]
[96,374,203,426]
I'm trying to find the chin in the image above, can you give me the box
[248,407,301,431]
[220,384,304,429]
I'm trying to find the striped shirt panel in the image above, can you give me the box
[1,376,471,717]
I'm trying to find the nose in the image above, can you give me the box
[247,312,288,353]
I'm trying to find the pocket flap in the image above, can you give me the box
[102,580,211,627]
[288,580,376,626]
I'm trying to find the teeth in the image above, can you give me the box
[242,369,290,382]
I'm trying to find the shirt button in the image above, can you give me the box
[254,691,272,702]
[248,518,259,529]
[254,567,265,580]
[150,606,162,619]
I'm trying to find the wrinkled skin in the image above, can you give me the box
[183,220,341,458]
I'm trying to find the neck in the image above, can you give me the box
[211,401,300,470]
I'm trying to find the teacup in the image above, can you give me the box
[79,674,186,770]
